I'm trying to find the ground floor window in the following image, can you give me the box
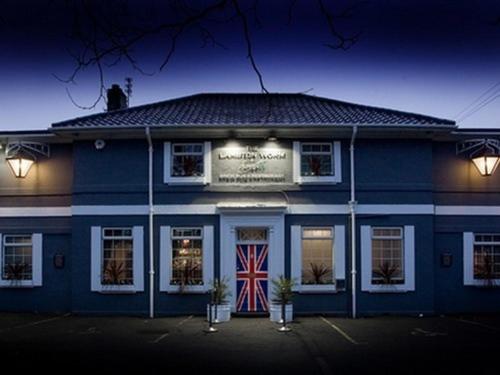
[361,225,415,292]
[291,225,345,292]
[171,227,203,287]
[102,228,134,286]
[91,226,144,293]
[0,233,42,288]
[464,232,500,287]
[301,228,334,285]
[159,225,213,293]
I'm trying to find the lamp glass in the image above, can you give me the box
[472,155,500,176]
[7,156,34,178]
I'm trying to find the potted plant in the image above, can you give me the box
[207,277,232,323]
[373,262,401,285]
[474,251,498,287]
[269,275,296,323]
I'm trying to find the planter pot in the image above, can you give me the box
[269,303,293,323]
[206,303,231,323]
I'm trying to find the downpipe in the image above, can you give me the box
[349,125,358,319]
[145,127,155,318]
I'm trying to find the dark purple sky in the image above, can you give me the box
[2,0,500,130]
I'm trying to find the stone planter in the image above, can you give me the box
[206,303,231,323]
[269,303,293,323]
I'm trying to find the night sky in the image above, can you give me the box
[1,0,500,130]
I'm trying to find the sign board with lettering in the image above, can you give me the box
[212,141,293,185]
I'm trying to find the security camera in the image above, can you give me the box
[94,139,106,150]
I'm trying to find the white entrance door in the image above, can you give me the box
[220,213,285,313]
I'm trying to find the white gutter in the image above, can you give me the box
[349,125,358,319]
[145,127,155,318]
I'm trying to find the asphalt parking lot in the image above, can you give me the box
[0,313,499,375]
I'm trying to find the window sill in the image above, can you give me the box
[466,281,500,288]
[97,286,138,294]
[165,177,208,185]
[364,286,412,293]
[297,178,341,185]
[0,283,36,288]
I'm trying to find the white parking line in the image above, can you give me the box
[151,315,194,344]
[319,316,360,345]
[0,313,70,333]
[456,318,500,332]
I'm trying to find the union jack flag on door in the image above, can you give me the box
[236,244,269,312]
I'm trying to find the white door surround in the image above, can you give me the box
[220,213,285,312]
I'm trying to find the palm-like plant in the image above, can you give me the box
[211,277,231,304]
[4,263,28,281]
[308,262,332,284]
[474,251,496,287]
[373,262,400,285]
[103,261,127,285]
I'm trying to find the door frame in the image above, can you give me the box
[220,212,285,312]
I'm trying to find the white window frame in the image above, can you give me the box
[159,225,214,293]
[164,141,212,185]
[293,141,342,184]
[91,226,144,294]
[291,225,345,293]
[361,225,415,293]
[464,232,500,287]
[0,233,42,288]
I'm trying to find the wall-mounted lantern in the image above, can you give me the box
[5,141,49,178]
[457,139,500,177]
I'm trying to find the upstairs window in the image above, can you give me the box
[301,143,333,177]
[172,144,204,177]
[164,142,211,184]
[293,141,341,184]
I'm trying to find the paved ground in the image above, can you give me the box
[0,313,499,374]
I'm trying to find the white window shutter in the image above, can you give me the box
[360,225,372,292]
[32,233,43,287]
[203,225,214,289]
[334,225,346,280]
[292,142,301,184]
[290,225,301,291]
[133,226,144,292]
[164,142,171,184]
[403,226,415,291]
[91,226,102,292]
[463,232,474,286]
[204,142,212,184]
[159,226,171,292]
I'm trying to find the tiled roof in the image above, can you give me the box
[51,93,455,129]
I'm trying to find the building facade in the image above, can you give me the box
[1,92,499,316]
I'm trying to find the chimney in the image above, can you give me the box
[107,84,128,111]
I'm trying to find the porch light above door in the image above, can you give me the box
[457,139,500,177]
[5,141,50,178]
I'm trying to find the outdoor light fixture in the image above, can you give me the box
[457,139,500,177]
[5,141,49,178]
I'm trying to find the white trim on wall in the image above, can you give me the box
[159,225,214,293]
[2,204,500,218]
[90,226,145,294]
[361,225,415,293]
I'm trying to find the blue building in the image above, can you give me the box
[1,88,499,317]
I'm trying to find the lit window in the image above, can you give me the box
[171,228,203,287]
[300,143,333,176]
[102,228,133,286]
[301,228,334,285]
[2,235,33,281]
[172,143,204,177]
[473,234,500,281]
[371,227,404,285]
